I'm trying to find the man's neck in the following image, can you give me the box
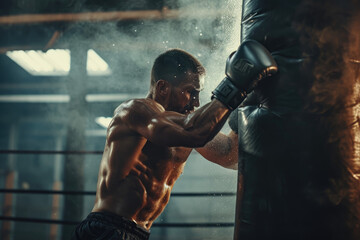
[148,92,168,110]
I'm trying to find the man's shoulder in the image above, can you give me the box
[114,98,164,118]
[126,98,160,108]
[132,98,164,109]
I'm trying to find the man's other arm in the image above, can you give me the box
[196,130,238,169]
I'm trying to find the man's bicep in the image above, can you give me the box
[136,113,179,140]
[127,104,192,146]
[109,100,192,146]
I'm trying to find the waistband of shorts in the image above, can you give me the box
[87,211,150,239]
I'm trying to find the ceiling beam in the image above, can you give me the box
[0,8,229,25]
[0,46,34,54]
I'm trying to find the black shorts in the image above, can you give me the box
[71,212,150,240]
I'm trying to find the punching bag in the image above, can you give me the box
[231,0,360,239]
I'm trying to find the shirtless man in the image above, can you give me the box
[72,40,277,240]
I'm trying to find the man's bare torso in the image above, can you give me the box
[92,99,192,230]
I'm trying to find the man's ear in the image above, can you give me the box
[156,80,171,97]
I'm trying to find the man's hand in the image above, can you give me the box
[212,40,278,110]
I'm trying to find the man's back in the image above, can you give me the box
[92,98,192,230]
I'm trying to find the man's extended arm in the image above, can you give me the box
[125,98,231,148]
[126,40,277,148]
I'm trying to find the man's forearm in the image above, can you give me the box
[196,131,238,169]
[181,99,231,147]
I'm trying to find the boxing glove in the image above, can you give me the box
[212,40,278,110]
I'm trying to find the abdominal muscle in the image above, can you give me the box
[93,174,171,230]
[92,146,176,230]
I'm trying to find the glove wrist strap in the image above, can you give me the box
[211,77,247,110]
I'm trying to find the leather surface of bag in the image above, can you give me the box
[231,0,360,239]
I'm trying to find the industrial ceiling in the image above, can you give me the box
[0,0,239,139]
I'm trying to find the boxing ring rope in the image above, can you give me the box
[0,150,103,155]
[0,189,235,197]
[0,149,236,229]
[0,216,234,228]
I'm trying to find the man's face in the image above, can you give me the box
[167,72,204,114]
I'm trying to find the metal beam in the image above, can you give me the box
[0,8,229,25]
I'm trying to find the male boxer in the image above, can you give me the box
[72,40,277,240]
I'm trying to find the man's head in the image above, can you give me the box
[150,49,205,114]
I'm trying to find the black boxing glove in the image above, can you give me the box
[212,40,278,110]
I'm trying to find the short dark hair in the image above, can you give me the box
[151,49,205,86]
